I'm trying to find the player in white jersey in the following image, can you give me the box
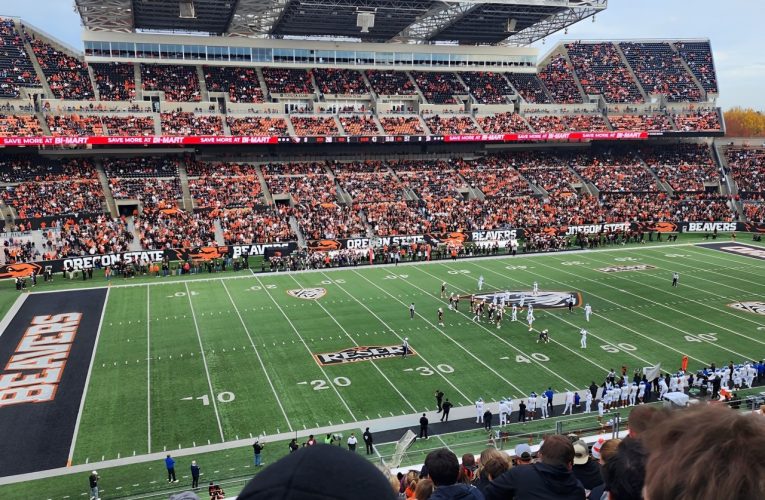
[495,306,504,329]
[597,400,605,421]
[475,398,484,423]
[527,312,535,332]
[611,387,621,409]
[580,329,588,349]
[478,275,484,291]
[441,282,447,298]
[499,399,509,426]
[539,392,548,419]
[532,281,539,296]
[584,303,592,322]
[448,292,454,310]
[511,304,518,322]
[732,368,742,389]
[601,387,611,410]
[527,393,537,420]
[563,390,574,415]
[620,384,629,408]
[519,294,526,308]
[472,303,480,323]
[629,383,638,406]
[637,381,646,404]
[584,391,592,413]
[438,307,444,327]
[527,303,534,316]
[745,364,756,388]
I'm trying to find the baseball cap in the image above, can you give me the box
[514,443,532,460]
[92,471,98,475]
[573,441,589,465]
[591,436,606,460]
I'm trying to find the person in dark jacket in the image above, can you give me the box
[165,454,178,483]
[363,427,374,455]
[419,413,429,439]
[484,435,585,500]
[572,441,603,491]
[425,448,485,500]
[190,460,201,489]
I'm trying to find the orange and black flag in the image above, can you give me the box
[681,355,689,372]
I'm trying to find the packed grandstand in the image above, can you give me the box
[0,1,764,498]
[0,9,761,269]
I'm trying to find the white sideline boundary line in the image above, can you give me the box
[220,279,293,432]
[254,275,358,421]
[317,271,474,405]
[68,287,110,466]
[185,282,225,442]
[0,292,28,339]
[22,242,700,296]
[146,286,152,454]
[287,272,418,414]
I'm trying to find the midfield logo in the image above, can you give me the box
[727,302,765,316]
[287,288,327,300]
[314,345,415,365]
[467,291,581,309]
[597,264,657,273]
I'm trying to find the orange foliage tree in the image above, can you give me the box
[724,107,765,137]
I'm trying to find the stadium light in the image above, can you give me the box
[357,11,375,33]
[179,0,196,19]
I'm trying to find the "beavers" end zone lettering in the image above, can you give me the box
[0,313,82,407]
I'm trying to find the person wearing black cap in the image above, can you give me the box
[419,413,429,439]
[236,444,396,499]
[424,448,484,499]
[363,427,374,455]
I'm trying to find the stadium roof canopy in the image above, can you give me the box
[74,0,607,46]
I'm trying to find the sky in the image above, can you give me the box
[2,0,762,110]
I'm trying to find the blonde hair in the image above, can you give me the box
[415,478,434,500]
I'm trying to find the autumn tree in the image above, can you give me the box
[724,107,765,137]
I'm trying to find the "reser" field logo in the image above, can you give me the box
[314,345,415,365]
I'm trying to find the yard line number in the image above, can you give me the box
[303,377,352,390]
[684,333,718,343]
[182,392,235,406]
[516,353,549,363]
[600,343,637,353]
[407,364,455,376]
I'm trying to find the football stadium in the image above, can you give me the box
[0,0,763,498]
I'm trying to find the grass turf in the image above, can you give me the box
[1,235,764,498]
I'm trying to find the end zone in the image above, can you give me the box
[0,289,107,477]
[696,242,765,261]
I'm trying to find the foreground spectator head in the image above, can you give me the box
[424,448,484,499]
[572,440,603,491]
[642,405,765,500]
[513,443,533,465]
[601,438,647,500]
[238,444,395,499]
[415,478,434,500]
[538,434,575,468]
[425,448,460,486]
[627,405,658,438]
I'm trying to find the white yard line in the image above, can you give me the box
[67,287,111,466]
[461,259,712,366]
[584,251,765,345]
[318,271,474,405]
[350,269,537,395]
[688,243,765,276]
[254,275,358,420]
[526,257,750,361]
[0,292,28,338]
[287,273,418,413]
[146,286,152,454]
[467,260,664,372]
[220,280,293,432]
[371,266,580,390]
[184,282,225,442]
[436,261,613,374]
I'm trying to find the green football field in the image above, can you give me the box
[1,237,765,498]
